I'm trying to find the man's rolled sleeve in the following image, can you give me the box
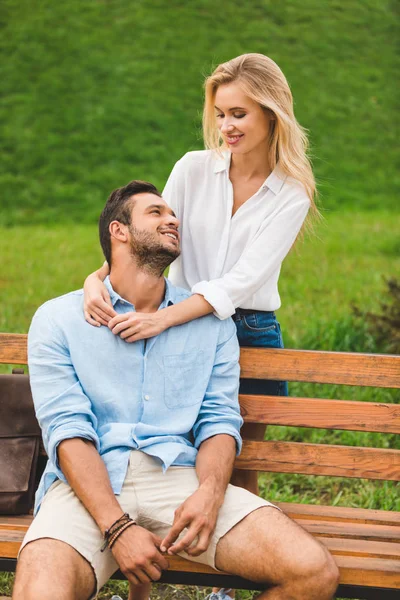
[28,306,100,481]
[193,320,243,455]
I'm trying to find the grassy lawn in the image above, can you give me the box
[1,0,399,226]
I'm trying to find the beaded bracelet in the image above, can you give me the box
[101,513,135,552]
[108,520,136,550]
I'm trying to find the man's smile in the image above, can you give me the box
[159,228,179,244]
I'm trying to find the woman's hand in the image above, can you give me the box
[84,272,116,327]
[109,310,168,342]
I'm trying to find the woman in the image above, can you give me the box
[84,53,317,600]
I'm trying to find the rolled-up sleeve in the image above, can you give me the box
[193,191,310,319]
[28,306,100,482]
[193,320,243,454]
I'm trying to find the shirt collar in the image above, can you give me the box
[213,150,286,195]
[104,276,175,310]
[213,150,230,173]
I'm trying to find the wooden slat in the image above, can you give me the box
[1,530,399,589]
[2,335,400,389]
[335,555,400,588]
[235,440,400,480]
[0,515,33,531]
[318,537,400,560]
[0,528,25,559]
[240,347,400,388]
[301,520,400,543]
[0,334,27,365]
[240,395,400,433]
[3,505,400,534]
[277,503,400,526]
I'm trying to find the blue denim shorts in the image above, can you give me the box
[232,309,288,397]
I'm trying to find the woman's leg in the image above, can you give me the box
[231,311,287,493]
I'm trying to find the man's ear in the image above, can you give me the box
[109,220,129,243]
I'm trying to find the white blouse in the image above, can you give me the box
[163,150,310,320]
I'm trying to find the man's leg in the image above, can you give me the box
[215,507,339,600]
[13,538,96,600]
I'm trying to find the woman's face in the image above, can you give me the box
[214,82,272,156]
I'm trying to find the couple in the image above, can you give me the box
[13,180,339,600]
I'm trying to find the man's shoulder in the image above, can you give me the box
[169,283,192,303]
[171,284,237,340]
[32,289,84,326]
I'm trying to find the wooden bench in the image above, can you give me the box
[0,333,399,599]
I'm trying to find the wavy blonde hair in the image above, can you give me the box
[203,53,318,213]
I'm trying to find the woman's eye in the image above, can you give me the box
[234,113,246,119]
[151,210,161,215]
[216,113,224,119]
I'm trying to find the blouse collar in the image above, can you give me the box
[213,150,286,195]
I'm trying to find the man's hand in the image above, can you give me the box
[108,311,168,342]
[160,483,223,557]
[111,525,169,585]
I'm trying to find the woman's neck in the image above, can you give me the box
[230,146,272,181]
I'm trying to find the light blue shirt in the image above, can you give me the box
[28,277,242,513]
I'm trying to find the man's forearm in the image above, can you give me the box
[57,437,124,533]
[195,434,237,502]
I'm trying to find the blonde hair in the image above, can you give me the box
[203,53,318,214]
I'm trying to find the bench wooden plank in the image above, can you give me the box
[4,504,400,532]
[1,335,400,389]
[236,441,400,480]
[240,347,400,388]
[318,537,400,560]
[0,334,27,365]
[305,521,400,542]
[1,530,399,589]
[240,395,400,433]
[335,556,400,588]
[279,503,400,526]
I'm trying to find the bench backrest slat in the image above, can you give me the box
[2,335,399,388]
[236,440,400,481]
[0,334,28,365]
[240,395,400,433]
[240,347,400,388]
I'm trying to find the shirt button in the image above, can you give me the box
[144,394,150,401]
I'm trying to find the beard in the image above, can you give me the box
[128,224,180,277]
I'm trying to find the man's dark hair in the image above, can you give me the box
[99,180,162,265]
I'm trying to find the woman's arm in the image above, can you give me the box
[83,262,116,326]
[108,293,213,342]
[192,190,311,319]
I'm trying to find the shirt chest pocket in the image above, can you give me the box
[163,351,205,408]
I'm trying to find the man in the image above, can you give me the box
[13,181,339,600]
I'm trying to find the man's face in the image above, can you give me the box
[126,193,181,275]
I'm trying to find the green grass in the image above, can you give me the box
[0,0,399,226]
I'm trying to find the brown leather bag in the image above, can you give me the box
[0,372,42,514]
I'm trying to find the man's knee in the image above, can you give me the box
[294,540,339,600]
[13,538,96,600]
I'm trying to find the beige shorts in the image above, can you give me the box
[20,450,275,596]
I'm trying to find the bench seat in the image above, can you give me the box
[1,502,400,598]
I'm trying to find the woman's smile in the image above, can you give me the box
[226,134,244,145]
